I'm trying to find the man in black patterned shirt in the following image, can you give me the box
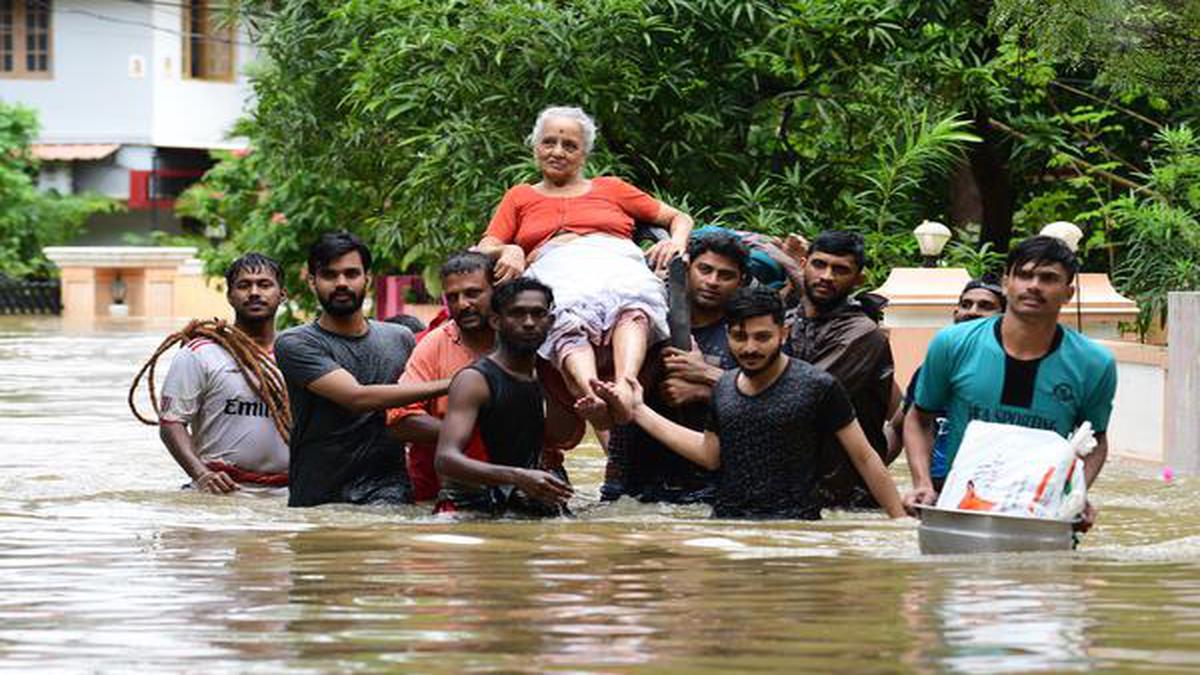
[602,230,748,504]
[593,287,905,520]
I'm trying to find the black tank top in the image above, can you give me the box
[469,357,545,470]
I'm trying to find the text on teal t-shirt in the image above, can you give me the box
[913,316,1117,472]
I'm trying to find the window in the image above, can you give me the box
[182,0,234,81]
[1,0,52,79]
[129,167,208,210]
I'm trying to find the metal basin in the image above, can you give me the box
[916,504,1075,554]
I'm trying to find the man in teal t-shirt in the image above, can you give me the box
[902,236,1117,529]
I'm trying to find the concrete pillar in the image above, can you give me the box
[874,267,971,388]
[44,246,210,322]
[1167,292,1200,474]
[57,266,97,321]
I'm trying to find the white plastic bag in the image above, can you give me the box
[937,421,1092,520]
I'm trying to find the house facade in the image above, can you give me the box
[1,0,257,243]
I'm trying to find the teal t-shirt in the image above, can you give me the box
[914,316,1117,472]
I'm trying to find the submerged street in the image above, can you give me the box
[1,317,1198,673]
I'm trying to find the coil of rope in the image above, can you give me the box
[128,318,291,444]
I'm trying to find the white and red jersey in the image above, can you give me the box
[159,338,288,476]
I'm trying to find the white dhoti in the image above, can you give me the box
[524,235,668,367]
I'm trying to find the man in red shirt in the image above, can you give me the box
[387,252,497,500]
[388,252,582,500]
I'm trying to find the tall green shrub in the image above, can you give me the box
[1111,126,1200,336]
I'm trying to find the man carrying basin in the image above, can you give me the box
[902,236,1117,530]
[593,286,906,520]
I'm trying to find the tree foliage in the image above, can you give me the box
[182,0,1200,331]
[983,1,1200,333]
[992,0,1200,101]
[186,0,986,299]
[0,102,119,279]
[1110,126,1200,334]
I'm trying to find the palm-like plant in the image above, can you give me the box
[1112,126,1200,336]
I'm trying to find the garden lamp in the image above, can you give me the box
[913,220,952,267]
[205,218,228,248]
[1040,221,1084,252]
[111,274,127,305]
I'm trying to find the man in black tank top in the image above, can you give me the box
[435,278,573,516]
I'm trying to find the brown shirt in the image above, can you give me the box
[787,295,895,508]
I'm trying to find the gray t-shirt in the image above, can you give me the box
[706,357,855,519]
[275,319,415,507]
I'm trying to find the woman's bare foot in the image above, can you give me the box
[574,394,613,430]
[783,232,808,264]
[590,378,635,425]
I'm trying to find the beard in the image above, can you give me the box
[803,282,849,312]
[738,348,783,377]
[318,287,365,317]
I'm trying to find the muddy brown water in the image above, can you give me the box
[1,317,1198,673]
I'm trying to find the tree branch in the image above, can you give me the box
[986,118,1161,200]
[1049,80,1164,130]
[1045,90,1145,176]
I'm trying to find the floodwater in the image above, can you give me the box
[2,317,1199,674]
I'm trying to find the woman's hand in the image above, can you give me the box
[644,239,682,271]
[495,245,527,283]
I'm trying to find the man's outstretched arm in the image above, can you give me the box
[591,377,721,470]
[307,369,450,414]
[833,419,905,518]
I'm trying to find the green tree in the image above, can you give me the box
[992,0,1200,101]
[0,102,119,278]
[985,1,1200,333]
[189,0,987,299]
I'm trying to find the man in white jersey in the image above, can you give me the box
[158,253,289,493]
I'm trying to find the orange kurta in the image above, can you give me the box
[387,321,487,501]
[485,176,662,254]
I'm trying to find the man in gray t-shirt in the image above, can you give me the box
[277,320,415,506]
[704,358,854,518]
[276,232,449,507]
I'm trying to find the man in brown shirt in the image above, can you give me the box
[786,230,896,509]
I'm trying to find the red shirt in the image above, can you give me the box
[485,176,662,254]
[387,321,490,501]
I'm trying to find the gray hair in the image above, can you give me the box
[527,106,597,153]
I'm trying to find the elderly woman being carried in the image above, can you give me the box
[475,106,693,426]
